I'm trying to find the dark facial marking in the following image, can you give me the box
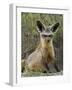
[42,34,48,37]
[48,34,53,38]
[42,34,53,38]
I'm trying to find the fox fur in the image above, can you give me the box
[22,20,59,73]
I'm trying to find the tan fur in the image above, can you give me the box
[21,21,59,72]
[24,38,55,72]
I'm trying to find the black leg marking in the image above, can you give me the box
[44,63,51,73]
[43,71,47,73]
[54,63,60,72]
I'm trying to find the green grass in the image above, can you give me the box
[21,71,63,77]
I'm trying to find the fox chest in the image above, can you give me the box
[41,47,55,63]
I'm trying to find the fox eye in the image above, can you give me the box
[42,35,48,37]
[48,35,53,37]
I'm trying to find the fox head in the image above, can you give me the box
[37,20,59,42]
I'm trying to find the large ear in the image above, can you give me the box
[36,20,45,32]
[51,22,59,32]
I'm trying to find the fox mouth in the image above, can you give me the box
[47,39,51,42]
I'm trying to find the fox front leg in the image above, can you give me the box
[53,62,60,72]
[42,63,51,73]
